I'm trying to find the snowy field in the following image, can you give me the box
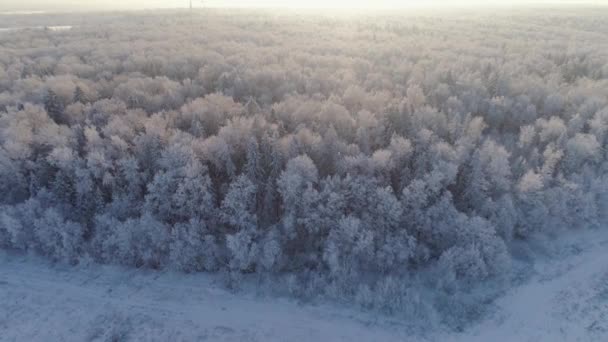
[2,228,607,342]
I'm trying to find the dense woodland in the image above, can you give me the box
[1,8,607,326]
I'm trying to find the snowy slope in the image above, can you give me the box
[1,229,608,342]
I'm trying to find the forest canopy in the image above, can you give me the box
[0,8,607,327]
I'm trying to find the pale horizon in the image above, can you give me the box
[1,0,606,12]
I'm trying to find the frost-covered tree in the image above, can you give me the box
[33,208,84,263]
[44,89,65,124]
[169,218,219,272]
[222,175,259,271]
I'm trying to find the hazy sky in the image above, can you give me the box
[0,0,605,11]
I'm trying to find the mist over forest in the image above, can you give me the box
[0,0,600,12]
[0,7,607,333]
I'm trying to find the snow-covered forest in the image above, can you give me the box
[0,7,607,329]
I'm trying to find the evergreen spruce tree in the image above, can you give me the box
[73,86,88,104]
[44,90,65,124]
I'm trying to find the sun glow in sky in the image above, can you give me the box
[204,0,602,8]
[0,0,604,11]
[208,0,453,8]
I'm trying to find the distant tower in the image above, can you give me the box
[189,0,193,10]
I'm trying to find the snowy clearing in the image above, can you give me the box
[2,229,607,342]
[443,229,608,342]
[0,253,408,342]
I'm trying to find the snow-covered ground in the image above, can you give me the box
[444,229,608,342]
[1,229,607,342]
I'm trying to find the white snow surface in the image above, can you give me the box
[1,229,608,342]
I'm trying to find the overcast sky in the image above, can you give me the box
[0,0,604,12]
